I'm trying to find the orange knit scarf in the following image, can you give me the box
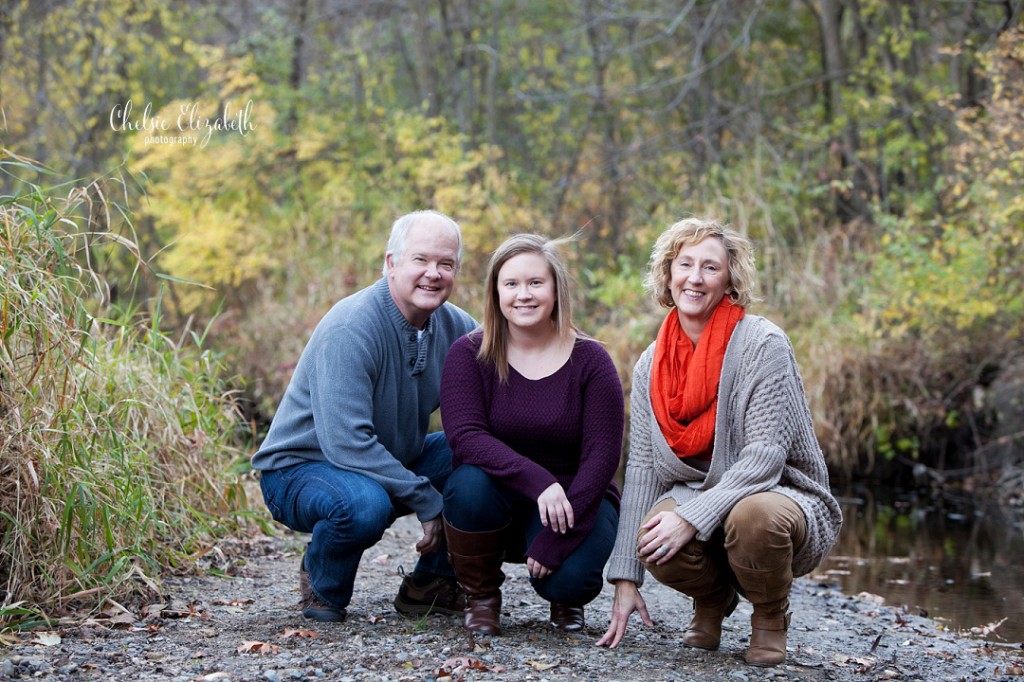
[650,298,745,461]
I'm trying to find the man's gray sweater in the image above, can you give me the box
[251,278,477,521]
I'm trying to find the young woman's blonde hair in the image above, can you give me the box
[643,217,759,309]
[477,233,580,382]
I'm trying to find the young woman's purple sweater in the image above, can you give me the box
[440,333,625,570]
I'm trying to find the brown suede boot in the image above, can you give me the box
[730,562,794,666]
[747,601,791,666]
[444,519,506,635]
[684,590,739,650]
[646,538,737,651]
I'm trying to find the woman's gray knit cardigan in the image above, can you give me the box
[605,315,843,586]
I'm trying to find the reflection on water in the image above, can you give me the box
[820,486,1024,644]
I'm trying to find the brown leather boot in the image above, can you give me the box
[444,519,506,635]
[747,601,791,666]
[683,590,739,650]
[646,538,737,651]
[730,562,794,666]
[549,603,585,632]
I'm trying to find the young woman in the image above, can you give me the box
[440,234,624,635]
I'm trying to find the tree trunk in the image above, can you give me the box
[412,3,440,115]
[584,0,625,250]
[816,0,872,223]
[285,0,310,134]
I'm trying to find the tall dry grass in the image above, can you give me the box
[0,155,251,629]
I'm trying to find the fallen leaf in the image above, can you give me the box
[212,598,254,606]
[236,640,280,655]
[928,650,956,661]
[277,628,317,639]
[372,553,390,566]
[434,656,506,680]
[971,618,1009,636]
[32,632,61,646]
[527,659,559,671]
[109,611,137,627]
[857,591,885,606]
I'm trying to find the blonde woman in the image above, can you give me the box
[597,218,842,666]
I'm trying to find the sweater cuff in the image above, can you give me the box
[605,553,645,586]
[414,489,444,523]
[676,499,721,540]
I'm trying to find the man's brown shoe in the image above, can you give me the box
[393,569,466,617]
[301,594,347,622]
[299,554,346,622]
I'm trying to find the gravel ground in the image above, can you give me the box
[2,515,1022,682]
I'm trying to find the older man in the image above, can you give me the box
[252,210,478,622]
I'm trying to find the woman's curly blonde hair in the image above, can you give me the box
[643,217,759,309]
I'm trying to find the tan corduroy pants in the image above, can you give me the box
[638,492,807,606]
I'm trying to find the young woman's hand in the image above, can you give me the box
[537,482,574,534]
[526,556,553,579]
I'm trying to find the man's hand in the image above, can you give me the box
[537,482,574,534]
[416,516,443,554]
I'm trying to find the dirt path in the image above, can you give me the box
[2,515,1021,681]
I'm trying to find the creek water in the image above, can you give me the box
[821,486,1024,644]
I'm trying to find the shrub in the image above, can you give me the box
[0,154,251,628]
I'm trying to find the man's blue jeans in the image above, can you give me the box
[259,432,454,610]
[443,464,618,607]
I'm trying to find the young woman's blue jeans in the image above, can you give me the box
[443,464,618,607]
[258,432,454,610]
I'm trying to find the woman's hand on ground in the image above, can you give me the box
[596,580,653,648]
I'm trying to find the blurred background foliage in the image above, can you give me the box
[1,0,1022,621]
